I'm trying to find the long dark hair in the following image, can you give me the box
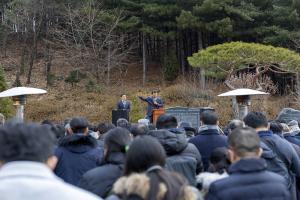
[123,136,193,200]
[124,136,166,175]
[104,127,131,161]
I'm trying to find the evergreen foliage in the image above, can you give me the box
[188,42,300,78]
[0,66,13,118]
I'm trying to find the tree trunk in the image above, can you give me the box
[27,31,37,84]
[45,43,53,87]
[107,41,111,85]
[179,33,185,75]
[198,31,205,90]
[142,33,147,86]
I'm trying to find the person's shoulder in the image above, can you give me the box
[264,170,287,183]
[55,181,102,200]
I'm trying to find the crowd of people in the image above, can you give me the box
[1,110,300,200]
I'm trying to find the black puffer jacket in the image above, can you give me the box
[78,152,125,198]
[148,129,203,185]
[54,134,103,185]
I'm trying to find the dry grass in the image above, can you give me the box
[1,41,299,126]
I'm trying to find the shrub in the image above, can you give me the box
[65,69,86,86]
[85,79,103,93]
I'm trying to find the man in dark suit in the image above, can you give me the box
[116,94,131,110]
[138,90,163,121]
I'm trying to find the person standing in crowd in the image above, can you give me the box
[116,94,131,111]
[179,121,197,139]
[107,136,200,200]
[189,111,227,171]
[149,114,203,185]
[138,89,164,122]
[206,127,290,200]
[0,122,102,200]
[54,117,103,185]
[197,147,230,195]
[244,112,300,200]
[223,119,244,136]
[78,128,132,198]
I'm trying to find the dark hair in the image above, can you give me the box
[104,127,131,161]
[228,127,260,157]
[53,124,65,140]
[70,117,89,133]
[156,114,177,129]
[41,119,54,126]
[148,124,156,130]
[151,89,160,94]
[124,136,166,175]
[117,118,130,130]
[270,121,283,134]
[147,170,189,200]
[96,122,116,135]
[41,123,64,141]
[208,147,230,174]
[224,119,244,135]
[130,123,149,137]
[200,111,218,125]
[120,94,126,97]
[0,122,55,163]
[243,112,268,129]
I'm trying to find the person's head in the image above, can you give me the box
[156,114,178,129]
[152,90,159,98]
[53,124,65,140]
[227,119,244,135]
[200,111,218,125]
[69,117,89,134]
[208,147,230,174]
[243,112,268,130]
[104,127,132,161]
[178,121,196,138]
[269,121,283,135]
[281,123,290,134]
[228,127,262,163]
[0,122,57,169]
[121,94,127,101]
[117,118,130,130]
[96,122,116,135]
[130,123,149,137]
[41,119,54,126]
[124,136,166,175]
[288,120,300,133]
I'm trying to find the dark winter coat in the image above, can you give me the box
[258,130,300,200]
[54,134,103,186]
[284,133,300,147]
[139,96,163,119]
[78,152,125,198]
[148,129,202,185]
[206,158,290,200]
[189,129,227,171]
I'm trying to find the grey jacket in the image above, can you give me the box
[0,161,102,200]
